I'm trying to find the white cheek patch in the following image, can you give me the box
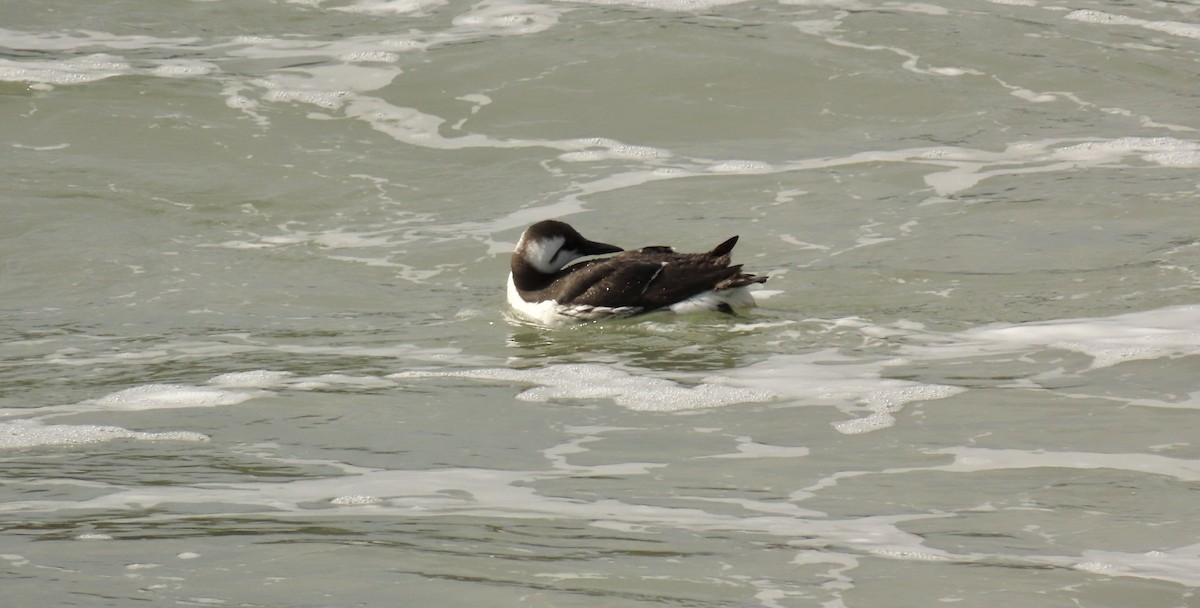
[524,235,567,273]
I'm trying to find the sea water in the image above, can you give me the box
[2,0,1199,606]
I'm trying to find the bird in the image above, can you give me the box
[506,219,767,325]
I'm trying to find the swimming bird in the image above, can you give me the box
[506,219,767,325]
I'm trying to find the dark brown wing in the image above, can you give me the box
[552,258,665,307]
[573,237,764,310]
[539,235,765,312]
[634,259,760,310]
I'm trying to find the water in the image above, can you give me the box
[2,0,1199,605]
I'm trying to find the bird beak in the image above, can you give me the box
[581,239,622,256]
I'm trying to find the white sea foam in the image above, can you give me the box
[0,362,445,449]
[0,420,208,449]
[393,345,966,430]
[554,0,749,10]
[781,0,947,15]
[150,60,219,77]
[1,367,408,426]
[718,305,1200,430]
[330,495,383,505]
[7,21,1192,211]
[491,134,1200,207]
[812,30,981,77]
[0,447,943,564]
[918,136,1200,195]
[558,140,669,162]
[0,28,200,51]
[342,96,502,149]
[1065,10,1200,40]
[337,50,402,63]
[451,0,564,36]
[393,353,961,429]
[0,554,29,567]
[145,371,398,401]
[0,31,224,87]
[922,446,1200,481]
[392,364,777,412]
[721,351,966,434]
[90,384,260,411]
[1073,546,1200,587]
[938,304,1200,370]
[706,160,774,174]
[12,143,71,151]
[1008,88,1057,103]
[0,53,132,86]
[207,370,296,388]
[6,429,1198,587]
[291,374,399,391]
[699,436,810,459]
[74,533,115,541]
[332,0,448,15]
[1142,150,1200,168]
[1051,136,1200,164]
[800,305,1200,415]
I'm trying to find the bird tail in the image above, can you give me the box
[708,235,739,258]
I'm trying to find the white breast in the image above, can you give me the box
[506,273,640,325]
